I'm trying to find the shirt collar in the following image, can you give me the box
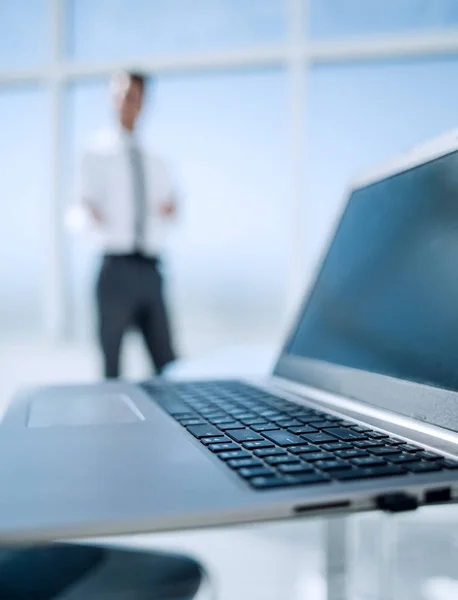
[118,125,136,145]
[116,123,138,147]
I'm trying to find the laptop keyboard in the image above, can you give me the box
[141,380,458,490]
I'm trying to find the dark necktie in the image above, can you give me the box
[128,145,147,251]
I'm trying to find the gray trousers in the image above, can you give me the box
[96,254,176,378]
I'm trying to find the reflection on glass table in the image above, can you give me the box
[349,504,458,600]
[0,543,205,600]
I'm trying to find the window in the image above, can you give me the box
[67,0,287,62]
[309,0,458,40]
[0,0,49,70]
[0,87,50,337]
[65,69,290,354]
[64,79,111,341]
[305,57,458,280]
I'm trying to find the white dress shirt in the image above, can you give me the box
[77,127,176,256]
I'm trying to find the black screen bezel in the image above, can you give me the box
[274,148,458,435]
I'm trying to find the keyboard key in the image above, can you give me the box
[335,449,367,459]
[366,431,389,440]
[417,451,441,461]
[321,442,353,451]
[263,431,305,446]
[398,444,421,453]
[265,455,300,466]
[302,451,333,462]
[208,417,234,424]
[219,421,244,430]
[228,429,263,443]
[252,423,279,432]
[258,410,280,417]
[208,442,240,452]
[239,467,274,478]
[354,440,385,449]
[386,439,404,446]
[303,415,327,423]
[218,450,251,461]
[266,413,289,422]
[351,456,386,467]
[333,465,405,480]
[227,458,263,469]
[439,459,458,469]
[407,462,442,473]
[179,418,205,426]
[231,412,257,420]
[298,416,326,425]
[351,425,371,433]
[301,432,336,444]
[323,427,366,441]
[278,463,315,474]
[274,419,303,428]
[162,405,195,417]
[288,445,317,455]
[240,417,267,426]
[334,420,355,428]
[285,473,331,485]
[201,436,230,445]
[288,426,318,435]
[253,447,287,458]
[324,415,344,422]
[388,453,420,464]
[202,412,225,419]
[187,424,221,438]
[370,446,401,456]
[243,440,275,450]
[310,420,341,429]
[250,476,290,489]
[314,459,349,471]
[288,409,315,417]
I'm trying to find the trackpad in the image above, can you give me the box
[27,394,144,428]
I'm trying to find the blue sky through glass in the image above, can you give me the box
[306,57,458,282]
[0,86,50,337]
[310,0,458,39]
[0,0,49,69]
[67,0,286,61]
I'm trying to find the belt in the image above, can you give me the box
[103,252,159,265]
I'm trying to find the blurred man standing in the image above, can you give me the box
[79,71,177,378]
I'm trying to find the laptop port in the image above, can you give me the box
[424,487,451,505]
[376,493,418,513]
[294,501,350,514]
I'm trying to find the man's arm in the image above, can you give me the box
[159,194,178,218]
[81,151,106,227]
[157,157,180,220]
[84,201,105,226]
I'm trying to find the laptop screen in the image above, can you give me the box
[285,149,458,397]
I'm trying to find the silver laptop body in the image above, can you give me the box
[3,134,458,543]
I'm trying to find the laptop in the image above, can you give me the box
[2,134,458,543]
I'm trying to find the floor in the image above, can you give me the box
[1,340,458,599]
